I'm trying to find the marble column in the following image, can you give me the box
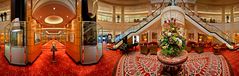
[112,30,116,42]
[11,0,26,21]
[112,6,116,23]
[194,4,198,15]
[230,6,234,23]
[121,6,124,23]
[222,7,225,23]
[148,4,152,15]
[148,31,152,42]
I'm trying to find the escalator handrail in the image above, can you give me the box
[184,8,233,43]
[122,0,165,33]
[114,0,165,44]
[180,0,233,44]
[184,7,227,34]
[185,14,233,44]
[180,0,228,36]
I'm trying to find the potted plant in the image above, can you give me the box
[159,22,186,57]
[157,18,188,76]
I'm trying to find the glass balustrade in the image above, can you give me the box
[114,5,164,44]
[81,21,103,64]
[113,0,234,47]
[184,7,234,45]
[4,21,27,65]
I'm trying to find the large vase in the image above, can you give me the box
[157,50,188,76]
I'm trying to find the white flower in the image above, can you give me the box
[167,32,172,36]
[172,28,175,30]
[176,38,182,47]
[162,46,167,49]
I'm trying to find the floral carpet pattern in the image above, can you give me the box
[116,52,231,76]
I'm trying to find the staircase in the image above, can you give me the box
[184,7,234,49]
[113,1,235,49]
[113,5,164,49]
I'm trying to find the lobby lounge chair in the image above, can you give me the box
[148,42,158,55]
[195,44,204,54]
[140,43,148,55]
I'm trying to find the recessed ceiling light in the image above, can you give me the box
[44,15,63,24]
[53,7,56,10]
[66,16,69,18]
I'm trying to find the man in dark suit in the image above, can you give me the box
[3,12,7,21]
[0,13,3,21]
[51,41,57,63]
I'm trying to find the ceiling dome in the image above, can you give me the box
[44,15,63,24]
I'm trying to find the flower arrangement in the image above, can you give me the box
[159,18,186,57]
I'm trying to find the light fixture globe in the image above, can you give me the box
[44,15,63,24]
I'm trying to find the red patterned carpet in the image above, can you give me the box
[116,52,231,76]
[0,40,122,76]
[221,50,239,76]
[0,41,239,76]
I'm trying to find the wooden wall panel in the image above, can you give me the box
[65,0,82,63]
[26,0,42,63]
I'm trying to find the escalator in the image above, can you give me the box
[112,1,165,49]
[184,7,234,49]
[113,0,235,49]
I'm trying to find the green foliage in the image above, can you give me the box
[159,23,186,57]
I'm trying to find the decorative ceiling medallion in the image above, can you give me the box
[44,15,63,24]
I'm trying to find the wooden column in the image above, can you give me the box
[222,7,225,23]
[65,0,82,63]
[112,6,116,23]
[121,6,124,23]
[230,6,234,23]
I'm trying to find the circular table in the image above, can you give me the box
[157,51,188,76]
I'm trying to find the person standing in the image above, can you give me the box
[0,13,3,22]
[51,41,57,63]
[3,12,7,21]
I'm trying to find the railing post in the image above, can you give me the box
[123,36,127,44]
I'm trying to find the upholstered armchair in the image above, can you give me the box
[220,44,227,51]
[195,44,204,54]
[148,42,158,55]
[186,41,194,52]
[185,46,192,53]
[213,44,221,55]
[205,42,212,48]
[140,43,149,55]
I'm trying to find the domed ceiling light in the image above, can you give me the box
[44,15,63,24]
